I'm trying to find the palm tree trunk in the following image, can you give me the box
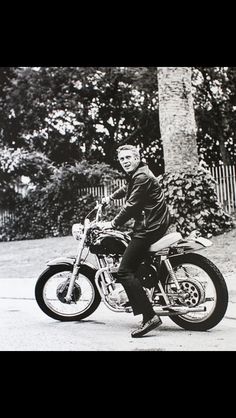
[157,67,199,173]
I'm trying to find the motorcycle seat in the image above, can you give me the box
[148,232,182,252]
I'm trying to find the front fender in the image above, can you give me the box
[46,258,97,275]
[47,256,76,267]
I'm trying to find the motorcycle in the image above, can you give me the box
[35,202,229,331]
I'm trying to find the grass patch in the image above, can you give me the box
[0,235,76,279]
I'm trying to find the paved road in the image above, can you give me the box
[0,274,236,351]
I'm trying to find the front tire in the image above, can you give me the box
[164,253,228,331]
[35,264,101,321]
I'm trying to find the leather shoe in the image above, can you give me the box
[131,315,162,338]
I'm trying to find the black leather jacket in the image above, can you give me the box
[110,163,170,238]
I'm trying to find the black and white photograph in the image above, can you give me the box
[0,66,235,351]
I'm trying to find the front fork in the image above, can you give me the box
[64,240,86,303]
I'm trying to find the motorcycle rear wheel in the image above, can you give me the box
[164,253,228,331]
[35,264,101,321]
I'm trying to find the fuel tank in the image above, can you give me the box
[90,230,130,255]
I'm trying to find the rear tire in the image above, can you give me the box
[164,253,228,331]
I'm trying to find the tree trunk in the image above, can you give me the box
[157,67,199,173]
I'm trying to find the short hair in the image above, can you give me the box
[117,145,140,160]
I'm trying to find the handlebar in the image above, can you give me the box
[85,201,107,224]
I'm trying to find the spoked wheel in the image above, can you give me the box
[35,264,101,321]
[164,253,228,331]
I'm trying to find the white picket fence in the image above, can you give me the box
[209,165,236,214]
[0,209,14,226]
[0,165,236,227]
[78,178,126,207]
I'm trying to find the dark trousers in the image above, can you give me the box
[117,226,168,317]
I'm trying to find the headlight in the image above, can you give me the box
[72,223,84,240]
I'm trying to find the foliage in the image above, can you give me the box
[1,66,236,174]
[0,160,121,241]
[0,183,19,209]
[0,67,163,174]
[0,192,121,242]
[49,160,121,189]
[0,146,54,207]
[0,147,54,183]
[1,66,236,173]
[158,167,235,237]
[0,192,95,241]
[192,67,236,165]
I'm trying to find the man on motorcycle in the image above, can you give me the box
[102,145,171,338]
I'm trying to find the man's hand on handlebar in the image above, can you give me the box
[97,221,114,230]
[101,196,111,206]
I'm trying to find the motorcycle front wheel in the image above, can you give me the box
[163,253,228,331]
[35,264,101,321]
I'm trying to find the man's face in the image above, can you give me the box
[118,150,140,174]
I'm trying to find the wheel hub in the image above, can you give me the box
[56,280,81,304]
[178,278,205,306]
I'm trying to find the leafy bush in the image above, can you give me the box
[0,161,122,241]
[0,192,95,241]
[158,167,235,237]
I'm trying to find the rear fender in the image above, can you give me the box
[157,236,212,285]
[173,236,212,252]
